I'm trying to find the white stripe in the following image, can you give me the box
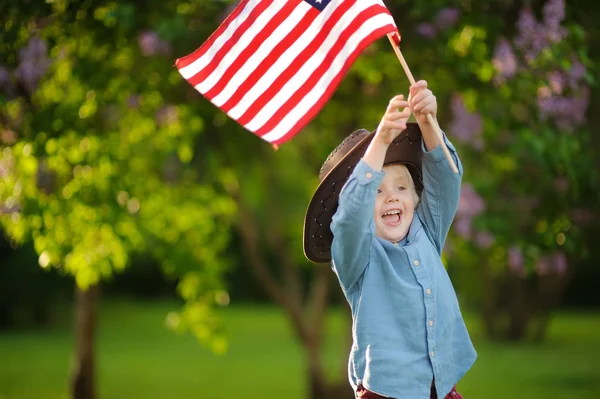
[226,0,345,120]
[178,0,261,80]
[261,14,395,142]
[211,2,311,107]
[194,1,288,94]
[244,1,379,131]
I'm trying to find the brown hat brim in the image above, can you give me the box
[303,123,423,263]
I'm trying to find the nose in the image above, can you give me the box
[386,193,400,203]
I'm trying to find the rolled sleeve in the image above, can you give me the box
[417,133,463,253]
[421,133,463,176]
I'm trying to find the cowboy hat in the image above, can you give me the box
[303,122,423,263]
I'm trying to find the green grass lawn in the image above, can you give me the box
[0,299,598,399]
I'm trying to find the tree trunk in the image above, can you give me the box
[70,283,99,399]
[507,272,529,340]
[480,260,497,339]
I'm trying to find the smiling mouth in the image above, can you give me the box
[382,209,402,225]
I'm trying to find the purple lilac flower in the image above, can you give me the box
[454,217,473,239]
[138,31,172,56]
[508,246,525,274]
[568,60,586,89]
[416,23,437,39]
[458,183,486,217]
[14,37,52,95]
[543,0,566,35]
[553,177,569,194]
[435,7,460,31]
[156,105,179,126]
[127,95,140,109]
[449,94,483,148]
[458,183,486,218]
[455,184,486,239]
[535,256,550,275]
[548,71,565,94]
[492,37,518,84]
[475,231,495,249]
[537,86,590,131]
[515,8,539,52]
[552,251,568,275]
[515,0,567,63]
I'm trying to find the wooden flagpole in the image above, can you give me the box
[386,33,458,174]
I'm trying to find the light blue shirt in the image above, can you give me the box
[330,137,477,399]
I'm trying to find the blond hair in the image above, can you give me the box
[384,163,420,207]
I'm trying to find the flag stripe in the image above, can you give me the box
[205,1,309,104]
[267,23,396,144]
[175,0,254,71]
[187,0,281,91]
[225,0,349,120]
[178,0,269,81]
[236,0,361,127]
[176,0,398,144]
[256,9,392,139]
[216,6,320,111]
[244,2,386,131]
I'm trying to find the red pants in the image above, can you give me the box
[356,384,463,399]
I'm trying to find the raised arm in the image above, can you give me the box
[330,160,382,292]
[409,81,463,253]
[331,95,412,292]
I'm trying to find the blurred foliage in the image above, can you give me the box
[0,0,238,351]
[0,0,598,349]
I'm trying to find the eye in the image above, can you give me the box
[397,186,406,191]
[377,188,382,194]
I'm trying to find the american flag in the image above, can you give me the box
[176,0,398,145]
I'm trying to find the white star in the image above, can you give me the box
[315,0,322,3]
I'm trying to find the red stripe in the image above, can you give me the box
[203,1,299,101]
[219,7,320,112]
[175,0,251,69]
[255,5,390,136]
[236,0,354,127]
[272,24,396,144]
[184,0,272,87]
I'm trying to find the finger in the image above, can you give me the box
[388,94,405,104]
[385,111,409,120]
[410,80,428,91]
[410,89,433,107]
[409,80,429,101]
[381,120,407,131]
[387,96,407,111]
[418,101,437,115]
[398,106,412,119]
[413,97,436,112]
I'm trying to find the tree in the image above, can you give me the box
[0,2,236,398]
[2,1,598,398]
[405,0,596,340]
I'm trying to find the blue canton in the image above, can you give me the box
[330,136,477,399]
[303,0,332,12]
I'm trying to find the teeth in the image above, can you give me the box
[383,210,401,216]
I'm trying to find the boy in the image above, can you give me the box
[303,81,476,398]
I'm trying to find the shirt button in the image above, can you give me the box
[366,172,372,179]
[430,351,435,357]
[426,288,431,295]
[394,242,399,246]
[413,259,419,266]
[429,319,434,326]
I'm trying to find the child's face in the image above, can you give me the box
[373,164,416,243]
